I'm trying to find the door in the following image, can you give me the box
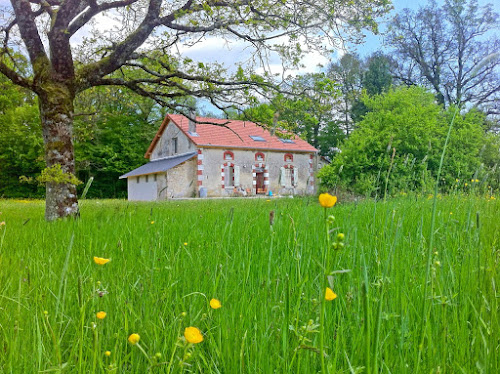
[256,172,265,194]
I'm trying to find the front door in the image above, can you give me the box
[256,172,265,194]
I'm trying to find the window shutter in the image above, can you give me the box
[280,167,286,186]
[293,167,299,186]
[234,166,240,187]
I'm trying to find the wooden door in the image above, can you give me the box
[256,172,265,194]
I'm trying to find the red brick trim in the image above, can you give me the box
[223,151,234,160]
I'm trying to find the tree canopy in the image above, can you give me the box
[387,0,500,122]
[318,86,490,196]
[0,0,391,219]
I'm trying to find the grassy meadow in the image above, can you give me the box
[0,195,499,373]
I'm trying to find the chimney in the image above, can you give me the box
[188,108,196,133]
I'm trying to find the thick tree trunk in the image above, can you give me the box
[39,86,79,221]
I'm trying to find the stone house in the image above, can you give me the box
[120,114,319,200]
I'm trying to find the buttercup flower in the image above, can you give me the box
[319,193,337,208]
[210,298,222,309]
[183,242,188,246]
[93,257,110,265]
[184,327,203,344]
[105,351,111,357]
[151,221,155,224]
[96,311,107,320]
[128,333,140,345]
[325,287,337,301]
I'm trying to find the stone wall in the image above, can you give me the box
[150,122,195,160]
[198,148,317,197]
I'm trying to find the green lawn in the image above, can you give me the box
[0,196,498,373]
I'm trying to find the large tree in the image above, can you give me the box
[386,0,499,119]
[0,0,390,220]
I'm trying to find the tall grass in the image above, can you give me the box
[0,196,498,372]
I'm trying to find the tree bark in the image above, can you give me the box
[38,84,79,221]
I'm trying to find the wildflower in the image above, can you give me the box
[0,221,5,226]
[96,311,107,320]
[155,353,162,359]
[128,333,140,345]
[325,287,337,301]
[465,183,468,187]
[456,178,459,182]
[183,242,188,246]
[475,179,479,183]
[151,221,155,224]
[105,351,111,357]
[93,257,110,265]
[210,298,222,309]
[337,233,345,241]
[450,212,453,215]
[319,193,337,208]
[184,327,203,344]
[266,199,271,202]
[181,312,187,317]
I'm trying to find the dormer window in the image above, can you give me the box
[280,138,295,144]
[224,151,234,160]
[172,137,178,154]
[284,153,293,162]
[255,152,265,161]
[188,131,199,137]
[250,135,266,142]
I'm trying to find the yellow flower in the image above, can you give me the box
[210,298,222,309]
[93,257,110,265]
[105,351,111,357]
[465,183,468,187]
[96,311,107,320]
[475,179,479,183]
[319,193,337,208]
[128,333,140,345]
[151,221,155,224]
[183,242,188,246]
[184,327,203,344]
[325,287,337,301]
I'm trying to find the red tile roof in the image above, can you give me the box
[146,114,318,158]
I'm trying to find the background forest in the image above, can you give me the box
[0,0,499,199]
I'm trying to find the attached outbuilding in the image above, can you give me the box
[120,114,320,200]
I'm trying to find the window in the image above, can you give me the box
[172,137,178,154]
[279,138,295,144]
[249,135,266,142]
[225,164,234,187]
[224,151,234,160]
[136,176,140,183]
[255,152,265,161]
[145,175,149,183]
[187,131,199,137]
[284,153,293,162]
[154,174,157,182]
[281,166,298,188]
